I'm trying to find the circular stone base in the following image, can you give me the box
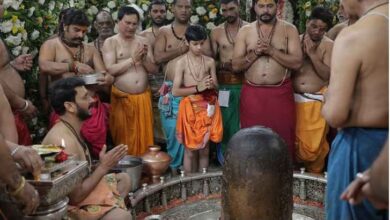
[145,198,314,220]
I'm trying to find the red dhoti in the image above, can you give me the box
[13,112,32,145]
[240,79,296,158]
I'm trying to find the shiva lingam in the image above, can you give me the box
[142,145,171,184]
[21,145,89,220]
[223,126,293,219]
[129,125,326,219]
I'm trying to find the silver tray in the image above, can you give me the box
[28,160,89,206]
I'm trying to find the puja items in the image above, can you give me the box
[28,145,89,206]
[141,146,171,183]
[20,144,89,219]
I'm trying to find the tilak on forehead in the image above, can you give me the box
[257,0,276,4]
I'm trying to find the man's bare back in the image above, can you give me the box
[326,21,348,40]
[323,6,388,128]
[103,34,152,94]
[233,20,302,85]
[293,35,333,93]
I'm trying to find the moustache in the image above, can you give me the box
[260,13,271,18]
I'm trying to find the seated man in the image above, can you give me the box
[42,77,131,220]
[172,25,223,173]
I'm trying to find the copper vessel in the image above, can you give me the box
[142,145,171,183]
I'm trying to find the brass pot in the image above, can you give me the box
[142,145,171,183]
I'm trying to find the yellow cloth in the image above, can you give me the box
[68,174,126,220]
[110,86,154,156]
[295,90,329,173]
[176,91,223,150]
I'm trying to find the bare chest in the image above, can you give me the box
[246,27,288,54]
[216,32,235,55]
[55,44,94,67]
[183,60,210,85]
[165,32,185,52]
[115,41,141,60]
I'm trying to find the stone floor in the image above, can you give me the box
[144,198,314,220]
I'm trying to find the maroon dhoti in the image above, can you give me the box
[13,112,32,145]
[240,79,296,159]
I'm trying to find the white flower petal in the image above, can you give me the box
[206,22,216,30]
[31,30,40,40]
[12,46,22,56]
[190,15,199,24]
[196,7,207,16]
[107,1,116,9]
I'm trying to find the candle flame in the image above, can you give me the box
[61,138,65,147]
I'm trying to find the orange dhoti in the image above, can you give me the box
[176,90,223,150]
[110,86,154,156]
[68,173,126,220]
[295,90,329,173]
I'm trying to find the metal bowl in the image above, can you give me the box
[79,72,104,85]
[114,156,143,192]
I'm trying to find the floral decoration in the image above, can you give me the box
[297,0,340,33]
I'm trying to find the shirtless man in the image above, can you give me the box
[39,9,107,83]
[0,26,37,145]
[0,84,41,218]
[90,10,115,55]
[39,9,113,158]
[89,10,115,103]
[154,0,213,69]
[210,0,248,157]
[232,0,302,159]
[154,0,213,173]
[103,6,158,156]
[42,77,131,219]
[140,0,168,145]
[140,0,167,49]
[326,4,359,40]
[292,6,333,173]
[40,8,76,114]
[322,0,388,218]
[172,25,223,174]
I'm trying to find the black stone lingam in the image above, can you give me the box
[222,126,293,220]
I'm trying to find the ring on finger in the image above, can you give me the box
[355,172,364,179]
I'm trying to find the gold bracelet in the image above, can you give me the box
[8,176,25,197]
